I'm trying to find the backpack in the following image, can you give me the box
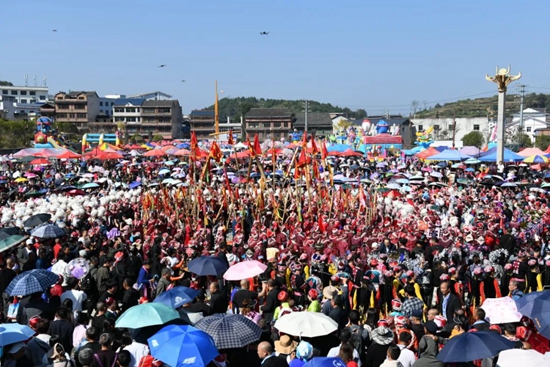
[348,325,367,363]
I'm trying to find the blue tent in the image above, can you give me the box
[327,144,353,153]
[478,148,524,162]
[426,149,471,161]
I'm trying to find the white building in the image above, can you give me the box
[0,86,48,104]
[99,96,120,118]
[127,91,172,101]
[411,117,492,144]
[0,95,16,120]
[113,98,145,125]
[509,108,549,142]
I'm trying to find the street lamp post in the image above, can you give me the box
[485,66,521,163]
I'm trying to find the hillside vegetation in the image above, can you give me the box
[415,93,550,119]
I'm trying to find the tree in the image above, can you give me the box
[434,103,442,108]
[535,135,550,151]
[152,134,164,142]
[410,100,420,116]
[335,119,352,133]
[354,109,367,119]
[462,131,484,148]
[130,133,144,144]
[0,81,13,86]
[516,133,533,148]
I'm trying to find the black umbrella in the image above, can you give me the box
[0,227,23,237]
[23,213,51,228]
[130,317,189,344]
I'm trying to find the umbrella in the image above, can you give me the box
[515,290,550,338]
[436,331,515,363]
[24,213,51,227]
[274,312,338,337]
[0,227,23,236]
[148,325,218,367]
[303,357,347,367]
[14,177,27,183]
[0,323,35,346]
[66,258,90,280]
[116,303,180,329]
[31,223,65,239]
[6,269,60,297]
[158,168,171,175]
[144,149,167,157]
[501,182,517,188]
[82,182,100,189]
[481,297,522,324]
[430,171,443,178]
[128,181,142,189]
[223,260,268,281]
[465,158,481,164]
[0,235,27,253]
[153,286,199,309]
[523,155,549,163]
[195,314,262,349]
[187,256,228,276]
[496,349,550,367]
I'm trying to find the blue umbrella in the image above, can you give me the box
[303,357,347,367]
[436,331,515,363]
[515,291,550,338]
[153,286,199,309]
[0,323,35,346]
[6,269,60,297]
[82,182,100,189]
[188,256,228,276]
[31,223,65,239]
[148,325,219,367]
[128,181,142,189]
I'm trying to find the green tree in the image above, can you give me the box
[152,134,164,142]
[354,109,367,119]
[515,133,533,148]
[462,131,484,148]
[0,81,13,86]
[534,135,550,150]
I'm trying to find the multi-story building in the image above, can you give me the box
[127,91,172,101]
[0,95,16,120]
[411,117,491,145]
[189,110,242,140]
[113,98,145,127]
[54,91,100,127]
[244,108,295,141]
[294,112,334,136]
[141,100,183,139]
[0,86,48,104]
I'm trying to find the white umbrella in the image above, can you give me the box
[496,349,549,367]
[430,171,443,178]
[274,312,338,337]
[481,297,522,324]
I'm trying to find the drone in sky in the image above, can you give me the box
[260,31,269,35]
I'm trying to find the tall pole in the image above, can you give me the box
[214,81,219,139]
[518,84,526,138]
[485,66,521,163]
[304,100,308,133]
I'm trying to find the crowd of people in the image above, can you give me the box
[0,139,549,367]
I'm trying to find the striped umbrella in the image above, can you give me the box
[194,314,262,349]
[31,223,66,239]
[6,269,60,297]
[523,155,549,163]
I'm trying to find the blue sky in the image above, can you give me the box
[3,0,550,115]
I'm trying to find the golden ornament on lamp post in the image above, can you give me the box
[485,66,521,163]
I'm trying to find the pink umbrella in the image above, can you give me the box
[481,297,522,324]
[24,172,38,178]
[223,260,267,281]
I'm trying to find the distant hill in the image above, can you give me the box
[415,92,550,119]
[200,97,367,120]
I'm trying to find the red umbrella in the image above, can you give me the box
[338,149,363,157]
[30,158,50,165]
[56,151,82,159]
[174,149,191,156]
[143,149,167,157]
[31,149,58,158]
[384,189,402,198]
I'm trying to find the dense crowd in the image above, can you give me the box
[0,142,549,367]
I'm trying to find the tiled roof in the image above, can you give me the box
[245,108,293,118]
[190,110,215,117]
[294,112,333,128]
[142,100,178,107]
[113,98,145,106]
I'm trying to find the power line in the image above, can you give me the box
[338,90,496,110]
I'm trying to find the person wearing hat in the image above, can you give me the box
[26,317,51,366]
[273,291,294,321]
[307,289,321,312]
[365,320,394,367]
[1,342,33,367]
[275,335,298,362]
[240,298,261,324]
[289,340,313,367]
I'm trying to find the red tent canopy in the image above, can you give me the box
[415,147,439,159]
[143,149,167,157]
[56,151,82,159]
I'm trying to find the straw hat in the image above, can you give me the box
[274,335,298,355]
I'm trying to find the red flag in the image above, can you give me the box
[228,129,234,145]
[271,140,276,167]
[310,135,319,155]
[190,132,198,154]
[319,215,326,233]
[321,141,329,160]
[246,136,255,157]
[253,134,262,156]
[209,141,223,162]
[294,159,300,180]
[297,146,308,167]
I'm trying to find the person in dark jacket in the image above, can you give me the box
[121,278,139,313]
[17,292,54,325]
[365,321,394,367]
[48,306,75,354]
[438,281,461,321]
[262,279,279,324]
[208,282,228,314]
[328,295,349,332]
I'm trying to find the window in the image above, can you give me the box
[473,124,480,131]
[100,102,103,106]
[433,124,440,130]
[127,117,136,122]
[39,95,46,100]
[526,127,532,132]
[11,90,17,95]
[30,91,36,96]
[115,117,124,122]
[78,96,85,100]
[126,108,136,113]
[20,99,27,104]
[114,108,124,113]
[1,90,7,94]
[417,125,423,131]
[20,91,27,95]
[77,113,86,118]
